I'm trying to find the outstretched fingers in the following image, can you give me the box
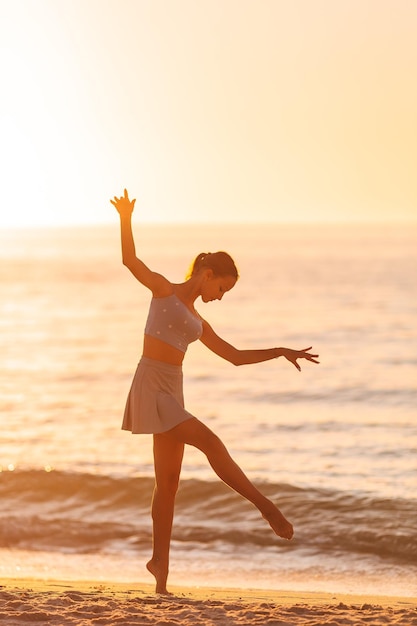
[300,347,319,363]
[290,347,320,371]
[110,189,136,213]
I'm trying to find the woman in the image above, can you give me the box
[111,189,319,594]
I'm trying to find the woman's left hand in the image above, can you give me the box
[282,346,319,371]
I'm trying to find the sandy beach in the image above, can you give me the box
[0,578,415,626]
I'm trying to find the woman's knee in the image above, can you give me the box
[154,471,180,498]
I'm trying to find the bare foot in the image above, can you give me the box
[262,505,294,540]
[146,558,171,595]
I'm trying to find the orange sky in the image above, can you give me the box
[1,0,416,226]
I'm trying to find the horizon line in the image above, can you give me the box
[1,218,417,230]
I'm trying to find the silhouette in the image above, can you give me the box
[111,189,319,594]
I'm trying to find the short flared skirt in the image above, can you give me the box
[122,357,194,434]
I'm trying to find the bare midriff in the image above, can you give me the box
[142,334,185,366]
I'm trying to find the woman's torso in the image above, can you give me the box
[142,292,203,365]
[142,335,185,365]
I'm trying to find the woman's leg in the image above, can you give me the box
[168,417,294,540]
[146,433,185,594]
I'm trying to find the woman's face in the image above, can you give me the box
[200,273,237,303]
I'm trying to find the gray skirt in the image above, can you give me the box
[122,357,194,434]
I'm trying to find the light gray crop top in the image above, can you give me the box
[144,293,203,353]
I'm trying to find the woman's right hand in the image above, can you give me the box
[110,189,136,216]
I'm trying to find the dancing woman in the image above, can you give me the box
[111,189,319,594]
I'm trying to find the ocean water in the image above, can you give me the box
[0,222,416,596]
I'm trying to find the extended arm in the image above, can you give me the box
[111,189,171,297]
[200,320,319,370]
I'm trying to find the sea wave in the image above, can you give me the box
[244,386,417,406]
[0,469,415,566]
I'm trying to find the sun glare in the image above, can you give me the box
[1,1,416,227]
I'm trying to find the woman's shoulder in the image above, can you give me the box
[151,277,175,298]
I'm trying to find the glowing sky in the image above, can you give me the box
[1,0,416,226]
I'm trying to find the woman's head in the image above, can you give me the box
[187,251,239,303]
[187,251,239,280]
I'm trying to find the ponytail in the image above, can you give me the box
[186,251,239,280]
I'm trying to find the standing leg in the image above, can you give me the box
[169,418,294,540]
[146,433,184,594]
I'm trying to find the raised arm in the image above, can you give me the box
[111,189,171,297]
[200,320,319,370]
